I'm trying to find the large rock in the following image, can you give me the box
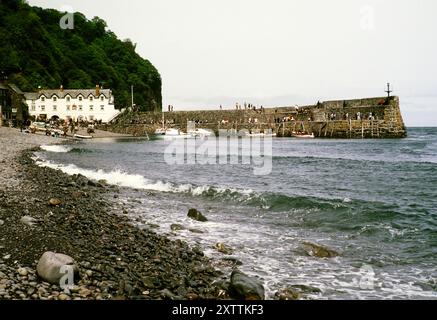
[74,174,89,187]
[275,284,322,300]
[302,242,339,258]
[170,224,185,231]
[274,288,300,300]
[229,270,265,300]
[214,242,233,255]
[187,208,208,222]
[36,252,78,285]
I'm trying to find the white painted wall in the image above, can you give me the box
[26,90,120,123]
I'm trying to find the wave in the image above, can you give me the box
[40,145,72,153]
[33,156,410,215]
[31,157,416,222]
[32,156,252,196]
[32,156,347,211]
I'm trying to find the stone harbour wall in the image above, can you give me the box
[103,96,407,139]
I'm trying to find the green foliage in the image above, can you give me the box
[0,0,162,111]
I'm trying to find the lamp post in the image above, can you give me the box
[131,85,134,109]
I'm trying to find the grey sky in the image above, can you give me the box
[28,0,437,126]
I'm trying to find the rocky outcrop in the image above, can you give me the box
[229,270,265,300]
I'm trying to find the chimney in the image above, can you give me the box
[60,85,64,92]
[96,84,100,96]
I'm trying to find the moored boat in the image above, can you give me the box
[291,132,315,139]
[74,133,93,139]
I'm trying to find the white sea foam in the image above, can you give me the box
[40,145,72,153]
[33,157,254,198]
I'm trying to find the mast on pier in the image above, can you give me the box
[385,83,393,98]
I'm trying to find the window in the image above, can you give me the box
[31,106,36,111]
[79,105,83,111]
[66,96,71,102]
[66,105,71,111]
[41,97,45,102]
[53,105,57,111]
[100,96,105,101]
[41,105,45,111]
[78,96,83,101]
[72,105,77,111]
[53,96,57,102]
[89,105,94,111]
[89,115,94,121]
[89,96,94,101]
[100,105,104,111]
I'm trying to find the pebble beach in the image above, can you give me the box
[0,127,227,300]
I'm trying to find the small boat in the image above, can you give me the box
[246,132,277,138]
[154,128,188,139]
[188,128,215,138]
[165,128,187,137]
[74,134,93,139]
[154,128,166,135]
[291,132,315,139]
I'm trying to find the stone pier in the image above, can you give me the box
[103,96,407,139]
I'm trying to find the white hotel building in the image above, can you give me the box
[25,86,120,123]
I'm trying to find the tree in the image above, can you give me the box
[0,1,162,111]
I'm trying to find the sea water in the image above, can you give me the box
[34,127,437,299]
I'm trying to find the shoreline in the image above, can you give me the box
[0,128,225,300]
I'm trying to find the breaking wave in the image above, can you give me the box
[32,156,349,212]
[40,145,72,153]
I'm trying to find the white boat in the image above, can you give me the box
[154,128,188,139]
[243,130,276,138]
[74,134,93,139]
[246,132,277,138]
[291,132,315,139]
[165,128,186,136]
[154,128,166,135]
[188,128,215,138]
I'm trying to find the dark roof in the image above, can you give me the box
[38,89,112,99]
[8,84,24,95]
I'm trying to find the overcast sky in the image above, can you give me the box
[28,0,437,126]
